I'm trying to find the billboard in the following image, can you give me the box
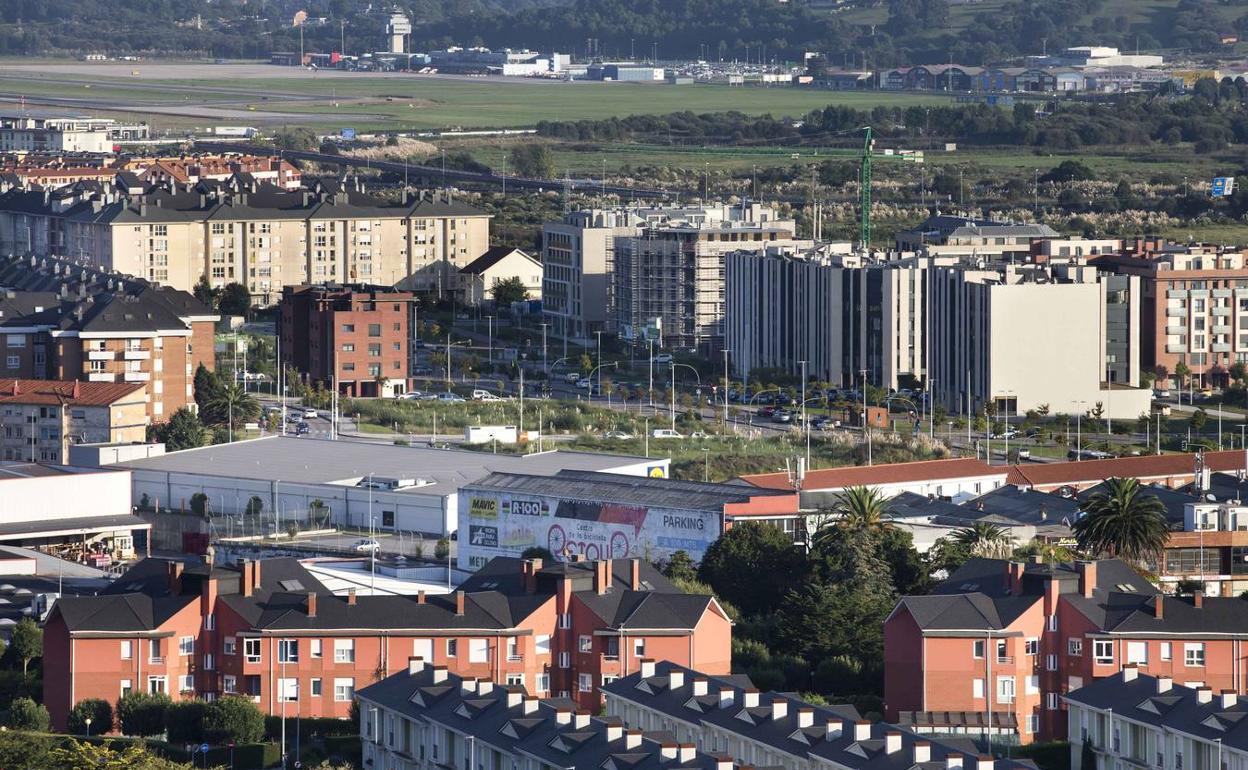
[458,490,720,570]
[1212,177,1236,198]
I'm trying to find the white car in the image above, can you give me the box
[654,353,673,364]
[352,538,381,553]
[604,430,635,440]
[302,409,318,419]
[576,378,591,389]
[436,392,467,403]
[652,429,684,439]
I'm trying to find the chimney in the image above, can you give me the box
[640,659,656,679]
[669,670,684,690]
[718,687,735,709]
[854,721,872,741]
[167,560,184,595]
[554,708,571,725]
[630,559,641,589]
[417,591,426,604]
[606,723,623,742]
[523,697,538,715]
[477,680,493,696]
[407,657,425,675]
[914,741,932,764]
[1157,676,1173,693]
[797,708,814,728]
[692,678,708,696]
[1155,595,1164,619]
[574,711,590,729]
[1194,590,1204,609]
[1198,687,1213,704]
[1007,562,1025,596]
[659,743,678,760]
[743,690,759,708]
[306,591,317,618]
[1030,554,1044,564]
[347,588,357,605]
[455,590,465,616]
[431,665,448,684]
[461,677,477,695]
[770,697,788,721]
[947,754,964,770]
[678,744,696,762]
[978,757,995,770]
[506,689,522,708]
[713,754,734,770]
[1222,690,1238,709]
[1122,664,1138,682]
[595,559,612,594]
[239,559,253,597]
[625,729,642,749]
[885,731,902,755]
[825,719,843,740]
[1079,561,1097,598]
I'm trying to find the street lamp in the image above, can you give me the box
[84,716,92,737]
[670,362,702,431]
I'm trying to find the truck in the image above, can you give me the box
[211,126,259,138]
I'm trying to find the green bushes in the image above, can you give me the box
[263,715,357,741]
[203,696,265,744]
[116,692,172,737]
[164,700,208,743]
[5,696,50,731]
[67,699,113,735]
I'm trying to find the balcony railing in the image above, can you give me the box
[87,372,117,382]
[123,349,150,360]
[997,655,1014,664]
[86,350,114,361]
[123,371,152,382]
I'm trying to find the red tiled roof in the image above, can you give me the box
[1007,450,1246,487]
[741,457,1003,491]
[0,379,144,407]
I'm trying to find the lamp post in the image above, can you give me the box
[859,368,872,466]
[84,717,92,738]
[670,362,701,431]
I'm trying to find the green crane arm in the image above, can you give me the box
[860,126,873,250]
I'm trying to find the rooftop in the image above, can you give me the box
[742,458,1003,492]
[0,378,144,407]
[464,469,793,512]
[1008,451,1245,488]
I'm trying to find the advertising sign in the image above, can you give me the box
[468,497,498,519]
[1212,177,1236,197]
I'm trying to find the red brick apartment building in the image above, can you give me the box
[280,284,417,397]
[885,557,1248,746]
[43,554,731,731]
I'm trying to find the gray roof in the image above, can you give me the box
[1079,481,1196,527]
[961,485,1083,526]
[909,214,1059,240]
[1066,671,1248,753]
[117,437,655,495]
[462,469,791,511]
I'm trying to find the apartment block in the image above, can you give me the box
[928,261,1150,420]
[895,215,1059,261]
[0,255,217,422]
[1092,247,1248,390]
[43,554,731,730]
[604,660,1037,770]
[0,178,490,304]
[357,659,750,770]
[1067,670,1248,770]
[725,247,928,390]
[541,208,643,344]
[280,284,418,397]
[885,557,1248,744]
[0,379,146,463]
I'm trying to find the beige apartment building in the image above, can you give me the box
[0,179,491,305]
[0,379,147,464]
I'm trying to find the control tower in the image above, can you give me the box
[387,12,411,54]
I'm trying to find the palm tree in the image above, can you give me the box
[830,485,891,534]
[1073,477,1169,565]
[206,381,260,428]
[952,522,1016,559]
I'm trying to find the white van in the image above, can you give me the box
[654,353,673,365]
[651,429,684,439]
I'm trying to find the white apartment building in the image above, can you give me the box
[725,247,928,390]
[1066,670,1245,770]
[928,261,1151,420]
[541,209,638,343]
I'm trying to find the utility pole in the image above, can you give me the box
[860,368,872,465]
[722,348,730,427]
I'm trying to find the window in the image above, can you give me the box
[368,324,382,337]
[310,678,322,697]
[536,673,550,692]
[1094,640,1113,665]
[1047,693,1059,710]
[6,355,18,370]
[468,639,488,663]
[121,640,133,659]
[279,678,298,702]
[535,635,551,655]
[179,636,194,656]
[334,639,355,663]
[1069,639,1083,656]
[244,638,261,663]
[1126,642,1148,665]
[1026,715,1039,734]
[204,654,214,671]
[278,639,299,663]
[557,613,571,629]
[973,639,985,658]
[506,674,524,687]
[149,639,163,662]
[633,639,646,658]
[1026,675,1040,694]
[310,639,323,658]
[558,652,570,669]
[341,324,355,333]
[579,635,593,653]
[1046,654,1058,671]
[148,676,167,694]
[1025,638,1039,656]
[223,675,236,694]
[446,639,458,657]
[204,614,215,631]
[179,675,194,692]
[334,678,355,701]
[578,673,593,693]
[997,676,1015,704]
[973,678,984,698]
[1161,642,1172,661]
[1048,616,1058,633]
[120,679,133,697]
[1185,643,1206,667]
[507,638,520,661]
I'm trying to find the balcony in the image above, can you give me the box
[1168,290,1189,298]
[1166,307,1187,317]
[507,653,523,662]
[87,372,117,382]
[1214,344,1233,353]
[1165,326,1187,335]
[1214,307,1232,317]
[1191,289,1210,298]
[1214,289,1233,298]
[123,349,150,360]
[1167,344,1188,353]
[86,350,114,361]
[1214,325,1232,334]
[997,655,1015,665]
[123,371,151,382]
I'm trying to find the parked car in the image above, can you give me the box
[653,353,674,365]
[772,410,792,424]
[436,392,466,403]
[604,430,635,440]
[294,422,310,435]
[690,430,710,439]
[576,378,591,389]
[757,406,777,418]
[302,408,318,419]
[352,538,381,553]
[564,372,582,383]
[651,429,684,439]
[399,391,425,400]
[471,389,496,400]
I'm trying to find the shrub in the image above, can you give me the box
[67,698,113,735]
[116,692,171,737]
[165,700,208,743]
[435,537,450,560]
[6,697,50,731]
[203,695,265,744]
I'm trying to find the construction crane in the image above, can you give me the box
[857,126,924,251]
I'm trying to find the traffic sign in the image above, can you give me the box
[200,743,210,754]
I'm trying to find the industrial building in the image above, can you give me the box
[107,437,669,537]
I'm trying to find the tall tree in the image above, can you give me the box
[698,522,804,617]
[1073,477,1170,565]
[815,485,890,543]
[952,522,1016,558]
[491,276,529,306]
[216,282,251,317]
[204,382,260,429]
[9,617,41,677]
[149,407,207,451]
